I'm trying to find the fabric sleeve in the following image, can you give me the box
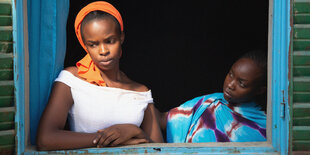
[54,70,75,87]
[145,90,154,104]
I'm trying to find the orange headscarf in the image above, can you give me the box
[74,1,124,86]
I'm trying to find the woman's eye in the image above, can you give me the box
[229,71,233,78]
[239,81,246,88]
[87,43,97,48]
[107,39,115,44]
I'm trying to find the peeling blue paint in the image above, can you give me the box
[24,145,278,154]
[271,0,290,154]
[12,0,26,154]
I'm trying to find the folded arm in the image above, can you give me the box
[36,82,103,150]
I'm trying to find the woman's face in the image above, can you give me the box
[81,18,124,71]
[223,58,265,104]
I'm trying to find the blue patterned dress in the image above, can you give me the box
[166,93,266,143]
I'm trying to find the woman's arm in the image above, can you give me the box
[140,104,164,143]
[154,107,168,132]
[36,82,100,151]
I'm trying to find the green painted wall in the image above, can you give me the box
[0,0,15,154]
[292,0,310,151]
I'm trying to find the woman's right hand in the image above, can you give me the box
[93,124,149,147]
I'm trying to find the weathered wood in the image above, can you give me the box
[293,51,310,66]
[294,66,310,76]
[0,69,12,80]
[0,26,12,41]
[0,145,14,155]
[0,1,14,152]
[0,130,14,146]
[294,82,310,91]
[0,107,14,122]
[293,141,310,151]
[0,81,13,96]
[293,117,310,126]
[293,126,310,140]
[294,14,310,24]
[294,0,310,14]
[0,42,12,53]
[0,122,14,131]
[0,15,11,26]
[293,151,310,155]
[0,53,13,69]
[293,40,310,51]
[293,77,310,91]
[0,3,11,15]
[293,103,310,117]
[293,126,310,151]
[0,96,13,107]
[294,25,310,39]
[294,92,310,102]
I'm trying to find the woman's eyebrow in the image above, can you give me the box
[86,40,97,43]
[104,35,117,40]
[238,77,248,82]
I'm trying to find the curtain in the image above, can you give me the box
[27,0,69,144]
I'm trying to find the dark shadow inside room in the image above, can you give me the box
[65,0,269,112]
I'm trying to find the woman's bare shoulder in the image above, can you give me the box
[121,72,149,92]
[132,82,149,92]
[64,66,78,77]
[126,78,149,92]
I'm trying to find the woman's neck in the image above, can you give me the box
[99,67,124,86]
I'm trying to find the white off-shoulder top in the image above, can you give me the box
[55,70,153,133]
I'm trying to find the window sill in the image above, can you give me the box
[24,142,278,154]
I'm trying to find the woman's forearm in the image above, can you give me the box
[36,130,99,151]
[141,104,164,143]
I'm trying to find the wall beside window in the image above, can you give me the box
[0,0,15,154]
[291,0,310,151]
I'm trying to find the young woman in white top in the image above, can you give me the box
[36,1,163,151]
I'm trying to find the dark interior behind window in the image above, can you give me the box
[65,0,269,112]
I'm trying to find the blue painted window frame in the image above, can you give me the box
[13,0,291,154]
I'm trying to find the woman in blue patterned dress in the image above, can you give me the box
[165,50,267,143]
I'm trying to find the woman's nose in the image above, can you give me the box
[228,80,235,90]
[99,44,109,56]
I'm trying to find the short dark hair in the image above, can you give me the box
[240,50,267,111]
[80,10,122,41]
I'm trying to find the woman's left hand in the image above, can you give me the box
[93,124,147,147]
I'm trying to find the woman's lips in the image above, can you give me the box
[99,59,112,66]
[224,90,232,99]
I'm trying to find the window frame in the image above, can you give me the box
[13,0,291,154]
